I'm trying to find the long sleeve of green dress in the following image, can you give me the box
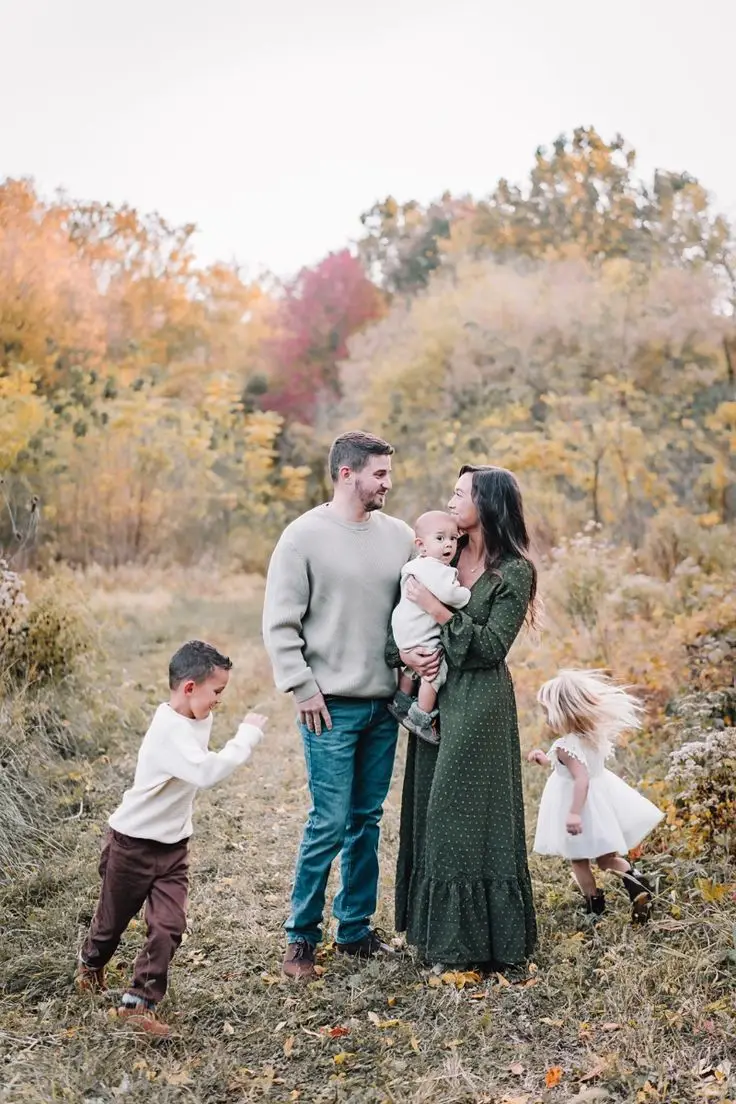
[440,559,532,670]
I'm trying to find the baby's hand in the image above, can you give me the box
[566,813,583,836]
[244,712,268,733]
[527,748,549,766]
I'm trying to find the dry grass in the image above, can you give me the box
[2,566,736,1104]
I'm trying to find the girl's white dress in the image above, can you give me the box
[533,733,663,860]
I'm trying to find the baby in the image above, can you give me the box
[389,511,471,744]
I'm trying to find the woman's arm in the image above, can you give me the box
[385,619,442,681]
[439,559,533,671]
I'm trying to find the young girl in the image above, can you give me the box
[528,669,663,923]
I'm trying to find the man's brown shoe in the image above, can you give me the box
[116,1004,172,1039]
[283,939,317,980]
[75,963,108,993]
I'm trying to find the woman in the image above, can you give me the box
[394,465,538,970]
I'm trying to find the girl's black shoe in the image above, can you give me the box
[622,866,654,924]
[584,890,606,916]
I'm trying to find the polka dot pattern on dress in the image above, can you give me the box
[395,557,537,967]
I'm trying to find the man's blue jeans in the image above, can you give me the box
[285,696,399,946]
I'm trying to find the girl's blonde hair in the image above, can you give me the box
[537,669,642,749]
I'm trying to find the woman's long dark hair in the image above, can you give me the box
[460,464,540,629]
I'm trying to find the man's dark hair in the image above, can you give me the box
[168,640,233,689]
[328,430,394,482]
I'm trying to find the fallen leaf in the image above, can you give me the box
[368,1010,400,1028]
[223,1021,235,1036]
[540,1017,565,1027]
[444,1038,464,1049]
[545,1066,564,1088]
[427,975,442,988]
[495,972,511,987]
[441,970,482,989]
[329,1025,350,1038]
[387,996,397,1007]
[409,1035,420,1053]
[164,1069,192,1086]
[508,1062,525,1076]
[283,1035,294,1057]
[696,878,731,903]
[580,1059,607,1082]
[500,1096,531,1104]
[469,990,489,1000]
[601,1022,621,1032]
[333,1051,353,1065]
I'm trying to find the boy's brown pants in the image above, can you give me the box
[81,828,189,1004]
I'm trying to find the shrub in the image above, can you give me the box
[665,689,736,855]
[1,572,94,683]
[0,557,28,638]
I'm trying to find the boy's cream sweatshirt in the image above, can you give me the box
[108,704,262,843]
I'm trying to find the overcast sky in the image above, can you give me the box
[2,0,734,279]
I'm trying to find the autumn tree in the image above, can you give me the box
[0,179,106,386]
[358,194,467,294]
[260,249,384,423]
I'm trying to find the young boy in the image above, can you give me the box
[76,639,267,1038]
[389,511,471,744]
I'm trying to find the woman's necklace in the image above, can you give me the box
[463,549,485,576]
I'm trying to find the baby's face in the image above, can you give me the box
[417,521,460,563]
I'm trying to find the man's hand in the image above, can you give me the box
[527,748,550,767]
[296,692,332,736]
[566,812,583,836]
[400,647,442,681]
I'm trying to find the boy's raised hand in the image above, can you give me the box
[244,712,269,734]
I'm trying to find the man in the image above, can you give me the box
[262,430,437,978]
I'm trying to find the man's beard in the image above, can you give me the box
[355,479,386,511]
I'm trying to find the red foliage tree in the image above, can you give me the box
[262,250,384,423]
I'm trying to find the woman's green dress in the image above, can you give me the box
[395,555,537,966]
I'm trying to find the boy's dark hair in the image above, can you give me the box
[168,640,233,689]
[328,430,394,482]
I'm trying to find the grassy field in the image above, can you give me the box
[2,567,736,1104]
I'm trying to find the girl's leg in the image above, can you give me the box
[596,852,653,924]
[571,859,597,897]
[596,852,629,875]
[571,860,606,916]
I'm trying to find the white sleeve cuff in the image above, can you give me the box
[232,723,264,752]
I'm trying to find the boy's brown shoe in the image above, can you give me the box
[75,963,108,993]
[116,1004,172,1039]
[283,939,317,980]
